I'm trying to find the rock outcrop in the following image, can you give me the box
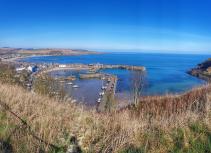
[188,58,211,81]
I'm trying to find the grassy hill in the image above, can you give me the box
[1,81,211,152]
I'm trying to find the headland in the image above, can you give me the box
[188,58,211,81]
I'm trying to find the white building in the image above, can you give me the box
[27,66,37,72]
[16,67,25,72]
[59,64,67,68]
[27,66,33,72]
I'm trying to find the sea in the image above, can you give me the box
[20,52,210,105]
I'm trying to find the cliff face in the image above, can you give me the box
[188,58,211,80]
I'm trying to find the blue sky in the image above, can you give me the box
[0,0,211,53]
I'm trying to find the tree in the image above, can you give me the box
[130,70,146,106]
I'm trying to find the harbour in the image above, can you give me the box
[32,63,145,109]
[0,52,208,108]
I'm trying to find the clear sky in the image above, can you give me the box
[0,0,211,54]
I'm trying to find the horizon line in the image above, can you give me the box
[1,46,211,55]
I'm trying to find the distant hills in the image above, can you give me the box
[0,47,100,56]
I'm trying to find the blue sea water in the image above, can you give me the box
[21,53,210,96]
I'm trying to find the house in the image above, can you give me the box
[27,65,37,72]
[59,64,67,68]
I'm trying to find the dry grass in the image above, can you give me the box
[0,82,95,152]
[128,85,211,117]
[1,82,211,152]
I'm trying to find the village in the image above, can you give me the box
[7,61,144,109]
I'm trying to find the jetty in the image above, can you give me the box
[96,64,146,71]
[96,74,117,112]
[79,73,103,79]
[33,63,145,76]
[55,76,76,81]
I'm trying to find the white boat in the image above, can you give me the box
[99,92,105,96]
[72,85,79,88]
[97,98,101,103]
[72,99,77,103]
[101,86,107,90]
[67,82,73,85]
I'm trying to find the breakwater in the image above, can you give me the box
[79,73,103,79]
[97,74,117,112]
[36,63,145,75]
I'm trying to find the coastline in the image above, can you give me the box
[2,54,46,62]
[0,47,104,63]
[1,50,208,99]
[0,51,210,111]
[188,58,211,81]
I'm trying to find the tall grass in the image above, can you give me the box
[1,81,211,152]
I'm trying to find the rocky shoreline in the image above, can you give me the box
[188,58,211,81]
